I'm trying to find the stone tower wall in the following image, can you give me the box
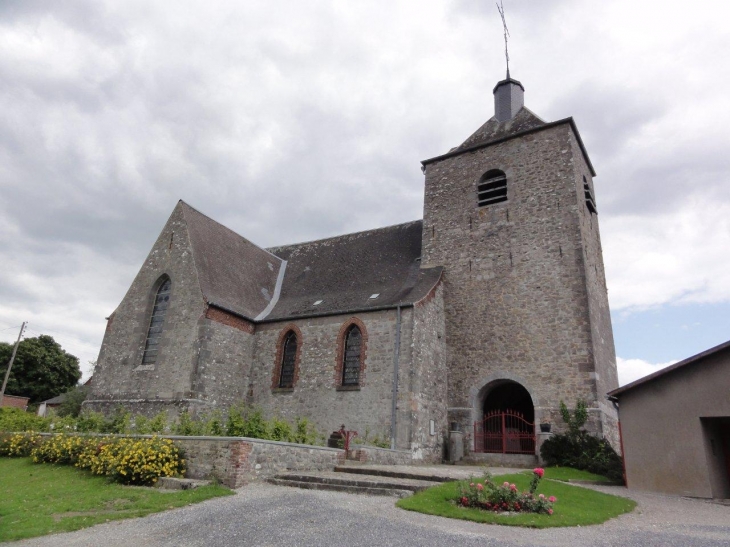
[569,131,620,445]
[421,122,618,444]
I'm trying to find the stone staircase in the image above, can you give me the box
[267,464,450,498]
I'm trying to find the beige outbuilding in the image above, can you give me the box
[609,340,730,499]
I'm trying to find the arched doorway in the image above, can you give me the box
[483,381,534,423]
[475,380,536,454]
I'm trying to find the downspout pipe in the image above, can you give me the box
[390,305,402,450]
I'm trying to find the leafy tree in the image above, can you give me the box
[57,385,90,418]
[0,335,81,404]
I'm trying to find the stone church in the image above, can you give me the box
[86,74,619,462]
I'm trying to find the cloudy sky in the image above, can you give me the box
[1,0,728,386]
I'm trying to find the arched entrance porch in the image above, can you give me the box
[474,379,536,454]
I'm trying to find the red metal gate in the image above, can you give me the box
[474,410,536,454]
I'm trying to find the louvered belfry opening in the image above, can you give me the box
[583,176,597,214]
[342,325,362,386]
[477,169,508,207]
[142,278,171,365]
[279,331,298,388]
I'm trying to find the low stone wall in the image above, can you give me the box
[173,435,345,488]
[350,445,413,465]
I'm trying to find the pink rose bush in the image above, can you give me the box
[456,469,556,515]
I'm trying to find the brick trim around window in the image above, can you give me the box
[334,317,368,388]
[271,324,302,391]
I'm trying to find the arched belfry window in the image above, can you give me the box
[477,169,507,207]
[278,331,298,388]
[342,325,363,386]
[142,277,171,365]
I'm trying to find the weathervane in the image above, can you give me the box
[496,1,510,79]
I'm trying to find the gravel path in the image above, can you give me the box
[8,482,730,547]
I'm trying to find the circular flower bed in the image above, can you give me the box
[457,468,556,515]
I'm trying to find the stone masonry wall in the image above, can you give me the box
[349,446,414,466]
[176,435,344,488]
[569,131,620,447]
[408,281,448,461]
[190,308,255,409]
[86,204,209,414]
[250,308,413,451]
[421,122,617,444]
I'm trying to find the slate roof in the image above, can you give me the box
[608,338,730,398]
[178,202,442,323]
[265,221,442,321]
[41,393,67,405]
[180,202,283,320]
[456,107,546,151]
[421,109,597,176]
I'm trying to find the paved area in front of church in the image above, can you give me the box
[9,478,730,546]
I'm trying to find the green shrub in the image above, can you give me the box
[540,431,624,482]
[541,400,623,483]
[0,408,50,432]
[268,418,293,441]
[76,410,108,433]
[133,412,168,435]
[57,385,90,418]
[292,417,321,445]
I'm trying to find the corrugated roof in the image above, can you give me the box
[265,220,442,321]
[608,338,730,398]
[181,201,283,320]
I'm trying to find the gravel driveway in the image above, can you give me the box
[8,482,730,547]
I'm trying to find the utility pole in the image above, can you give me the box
[0,322,27,405]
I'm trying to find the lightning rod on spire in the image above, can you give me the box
[496,1,510,79]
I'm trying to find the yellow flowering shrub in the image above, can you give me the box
[73,436,185,485]
[30,433,94,465]
[0,432,43,457]
[106,437,185,485]
[10,433,186,486]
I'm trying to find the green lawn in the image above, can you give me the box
[0,458,233,542]
[536,467,615,483]
[396,473,636,528]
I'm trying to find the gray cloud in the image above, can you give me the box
[1,0,729,377]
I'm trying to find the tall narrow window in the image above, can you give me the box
[477,169,507,207]
[142,278,171,365]
[278,331,298,388]
[342,325,362,386]
[583,176,597,214]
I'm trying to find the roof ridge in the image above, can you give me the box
[268,219,423,252]
[178,200,283,262]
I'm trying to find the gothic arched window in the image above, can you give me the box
[142,277,171,365]
[477,169,507,207]
[278,331,298,388]
[341,325,363,386]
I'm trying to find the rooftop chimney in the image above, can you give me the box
[493,76,524,122]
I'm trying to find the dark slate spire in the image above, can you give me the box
[493,75,524,123]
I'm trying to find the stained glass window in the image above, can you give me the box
[141,278,171,365]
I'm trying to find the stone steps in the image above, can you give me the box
[333,465,453,483]
[267,470,440,498]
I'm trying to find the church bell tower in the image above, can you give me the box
[420,74,620,455]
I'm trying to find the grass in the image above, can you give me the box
[0,458,233,542]
[396,473,636,528]
[536,467,615,483]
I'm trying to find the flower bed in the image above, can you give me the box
[457,468,556,515]
[1,432,184,486]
